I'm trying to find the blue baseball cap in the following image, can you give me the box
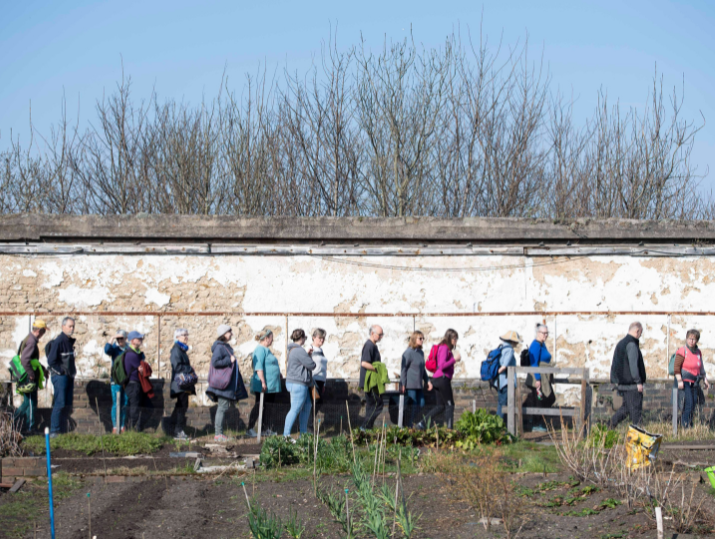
[127,331,144,341]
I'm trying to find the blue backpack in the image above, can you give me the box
[480,345,504,389]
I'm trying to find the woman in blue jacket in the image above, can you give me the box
[207,324,247,442]
[526,323,554,432]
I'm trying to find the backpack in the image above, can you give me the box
[111,351,130,387]
[520,348,531,367]
[480,345,504,389]
[44,339,54,361]
[668,352,677,376]
[425,345,439,373]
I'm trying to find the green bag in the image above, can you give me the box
[8,355,28,384]
[111,351,129,387]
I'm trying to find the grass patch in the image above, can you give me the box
[22,432,167,456]
[0,472,81,538]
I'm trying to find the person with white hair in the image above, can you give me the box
[169,328,196,440]
[360,325,384,430]
[609,322,646,428]
[105,329,129,433]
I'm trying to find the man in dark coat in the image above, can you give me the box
[47,317,76,437]
[609,322,647,428]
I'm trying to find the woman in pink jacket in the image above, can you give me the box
[417,329,460,429]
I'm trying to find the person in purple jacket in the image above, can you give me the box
[418,329,460,429]
[123,331,151,432]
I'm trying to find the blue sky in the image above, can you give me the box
[1,0,713,188]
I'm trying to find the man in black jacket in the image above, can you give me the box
[47,317,77,437]
[609,322,646,428]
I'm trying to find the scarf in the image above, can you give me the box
[176,341,189,352]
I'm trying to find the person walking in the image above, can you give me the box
[525,324,554,432]
[247,329,281,437]
[104,329,129,433]
[13,319,48,434]
[418,329,461,429]
[309,328,329,429]
[169,328,196,440]
[124,331,153,432]
[496,331,521,422]
[400,331,433,428]
[207,325,248,442]
[674,329,710,428]
[47,317,77,438]
[360,325,385,430]
[609,322,647,429]
[283,329,316,439]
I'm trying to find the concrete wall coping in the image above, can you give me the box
[2,214,715,244]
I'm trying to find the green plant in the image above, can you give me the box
[259,435,299,469]
[284,506,305,539]
[317,487,353,536]
[455,409,513,448]
[247,500,282,539]
[22,432,164,456]
[587,423,620,449]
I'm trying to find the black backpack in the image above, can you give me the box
[520,348,531,367]
[44,339,55,362]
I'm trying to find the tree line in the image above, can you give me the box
[0,30,708,219]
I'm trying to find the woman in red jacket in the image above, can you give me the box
[417,329,460,429]
[674,329,710,428]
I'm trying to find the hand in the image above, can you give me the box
[677,380,684,390]
[637,384,643,393]
[427,381,433,391]
[704,379,710,391]
[400,385,405,394]
[453,352,462,362]
[535,380,541,391]
[262,382,267,392]
[230,355,237,364]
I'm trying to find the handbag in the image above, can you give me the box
[177,370,198,390]
[208,361,233,390]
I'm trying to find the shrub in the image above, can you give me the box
[455,409,513,448]
[259,435,299,469]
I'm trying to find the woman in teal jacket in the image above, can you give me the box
[247,329,282,437]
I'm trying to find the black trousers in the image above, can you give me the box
[126,381,153,432]
[609,389,643,429]
[170,392,189,434]
[423,376,454,428]
[362,389,384,429]
[247,392,278,431]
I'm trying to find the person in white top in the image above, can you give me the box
[309,328,328,427]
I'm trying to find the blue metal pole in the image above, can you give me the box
[44,427,56,539]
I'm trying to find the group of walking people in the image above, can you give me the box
[10,318,713,440]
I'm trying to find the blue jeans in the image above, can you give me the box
[681,381,699,428]
[406,389,424,427]
[51,375,74,434]
[111,383,128,429]
[283,382,312,436]
[497,386,508,421]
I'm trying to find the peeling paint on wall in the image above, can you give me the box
[1,253,714,396]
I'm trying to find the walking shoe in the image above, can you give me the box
[284,436,296,444]
[214,434,228,442]
[415,422,426,431]
[49,432,59,439]
[120,427,126,433]
[264,428,276,436]
[246,428,258,438]
[112,427,118,434]
[174,431,189,441]
[531,425,547,433]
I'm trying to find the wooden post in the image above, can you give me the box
[507,366,515,436]
[515,369,523,436]
[580,368,589,437]
[256,392,265,443]
[156,315,161,378]
[672,386,678,437]
[398,394,404,428]
[472,399,476,413]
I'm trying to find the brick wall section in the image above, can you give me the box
[3,379,712,436]
[1,457,45,483]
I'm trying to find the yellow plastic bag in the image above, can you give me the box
[625,425,662,470]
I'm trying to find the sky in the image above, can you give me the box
[1,0,713,188]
